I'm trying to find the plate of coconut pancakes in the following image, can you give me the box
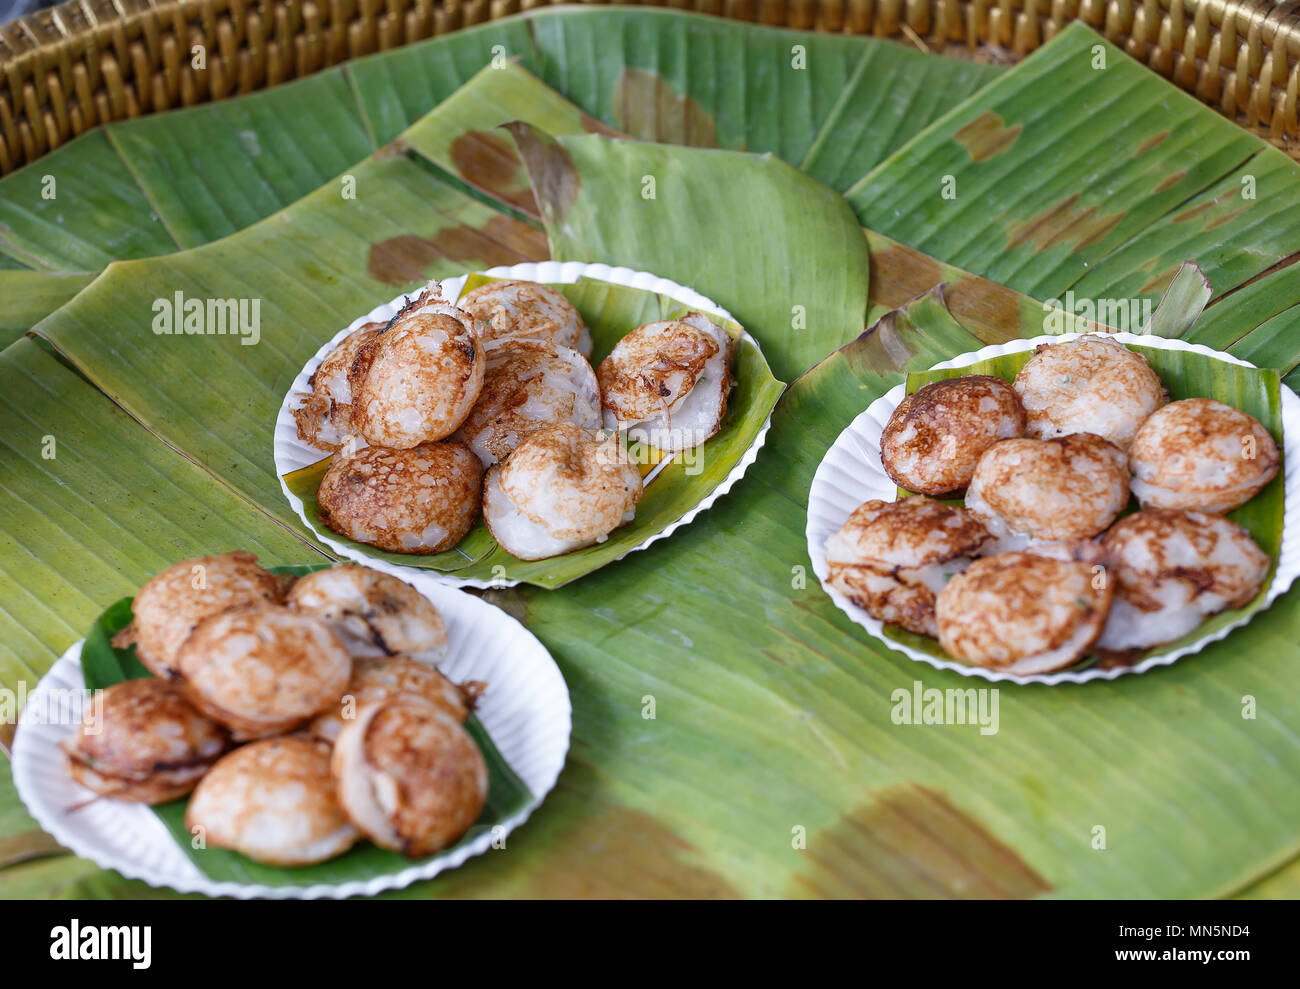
[275,261,783,588]
[12,553,570,898]
[807,332,1300,685]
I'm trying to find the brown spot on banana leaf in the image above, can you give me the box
[498,797,739,898]
[579,112,622,138]
[1171,186,1242,225]
[449,129,539,216]
[1004,194,1123,253]
[840,287,993,394]
[790,785,1052,898]
[1139,264,1184,296]
[1154,171,1185,192]
[367,215,549,286]
[952,112,1023,162]
[0,829,65,869]
[869,242,943,308]
[1204,206,1250,231]
[869,239,1023,345]
[506,121,582,226]
[944,278,1034,345]
[613,68,719,147]
[1135,131,1171,156]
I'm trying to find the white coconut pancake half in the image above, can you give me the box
[483,424,643,560]
[597,312,734,453]
[1098,508,1271,650]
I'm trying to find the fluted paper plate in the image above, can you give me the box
[12,572,571,898]
[276,261,776,588]
[806,332,1300,685]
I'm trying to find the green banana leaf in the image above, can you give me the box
[106,68,375,249]
[0,8,1003,283]
[283,276,784,588]
[0,271,94,349]
[509,123,872,382]
[0,335,327,714]
[530,7,1000,168]
[0,851,199,899]
[343,7,1003,170]
[847,24,1288,307]
[801,42,1002,191]
[1067,147,1300,305]
[0,751,61,868]
[1144,262,1213,338]
[346,19,542,147]
[886,327,1285,670]
[0,8,1003,282]
[32,146,546,539]
[1187,263,1300,378]
[844,23,1300,381]
[0,130,179,270]
[1235,858,1300,899]
[73,579,531,889]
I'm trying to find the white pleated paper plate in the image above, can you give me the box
[275,261,772,588]
[12,572,571,898]
[806,332,1300,686]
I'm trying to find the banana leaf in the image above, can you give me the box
[510,124,872,381]
[71,577,531,889]
[345,7,1003,175]
[0,338,326,698]
[346,19,542,147]
[1225,310,1300,376]
[0,271,94,349]
[0,131,178,270]
[0,853,197,899]
[32,148,546,538]
[887,328,1285,670]
[529,7,998,169]
[283,276,784,588]
[1187,263,1300,378]
[1235,859,1300,899]
[1143,262,1212,338]
[0,8,1003,282]
[0,756,62,868]
[801,43,1001,191]
[1067,147,1300,304]
[0,9,1004,280]
[864,230,1095,344]
[105,68,375,249]
[396,63,619,219]
[847,24,1278,306]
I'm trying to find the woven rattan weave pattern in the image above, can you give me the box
[1,0,1299,173]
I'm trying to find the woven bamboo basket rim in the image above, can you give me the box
[1,0,1299,175]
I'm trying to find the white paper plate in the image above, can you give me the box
[806,331,1300,685]
[275,261,773,588]
[11,572,571,898]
